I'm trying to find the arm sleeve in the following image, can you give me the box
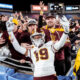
[38,15,43,28]
[8,31,26,55]
[53,33,68,52]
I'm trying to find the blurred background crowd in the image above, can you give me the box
[0,0,80,78]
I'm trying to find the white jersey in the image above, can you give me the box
[28,41,56,77]
[7,31,68,77]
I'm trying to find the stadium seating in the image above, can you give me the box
[8,72,33,80]
[0,65,15,80]
[58,75,72,80]
[0,65,77,80]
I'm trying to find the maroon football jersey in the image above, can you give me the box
[41,25,71,60]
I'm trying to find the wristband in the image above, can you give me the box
[40,10,43,15]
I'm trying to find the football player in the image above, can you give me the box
[6,16,70,80]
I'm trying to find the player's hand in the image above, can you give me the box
[39,1,44,11]
[6,17,14,32]
[60,16,70,34]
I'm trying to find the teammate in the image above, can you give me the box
[6,16,70,80]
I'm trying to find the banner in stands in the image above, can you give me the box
[64,5,80,13]
[31,5,48,13]
[65,6,79,11]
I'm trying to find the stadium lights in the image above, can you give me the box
[0,3,13,12]
[0,3,13,9]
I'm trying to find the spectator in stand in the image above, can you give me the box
[19,17,51,63]
[38,1,71,75]
[0,15,33,72]
[75,20,80,30]
[19,19,38,63]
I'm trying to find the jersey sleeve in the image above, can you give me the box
[45,41,56,53]
[52,33,68,52]
[8,31,26,55]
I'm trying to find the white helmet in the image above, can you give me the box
[30,32,45,47]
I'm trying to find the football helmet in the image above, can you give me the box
[30,32,45,47]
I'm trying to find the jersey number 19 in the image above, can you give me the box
[34,48,49,61]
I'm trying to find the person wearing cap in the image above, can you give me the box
[27,19,38,34]
[19,18,52,64]
[18,19,38,63]
[38,5,66,75]
[19,19,38,44]
[38,6,71,75]
[19,18,48,49]
[38,2,66,75]
[44,13,66,75]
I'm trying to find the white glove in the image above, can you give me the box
[6,17,14,32]
[60,16,70,34]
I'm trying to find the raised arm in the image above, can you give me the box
[6,17,27,55]
[53,16,70,52]
[38,1,44,28]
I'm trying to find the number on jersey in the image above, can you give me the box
[34,48,49,61]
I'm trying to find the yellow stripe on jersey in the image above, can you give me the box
[73,48,80,76]
[42,25,71,33]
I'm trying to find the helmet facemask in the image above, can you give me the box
[30,32,45,47]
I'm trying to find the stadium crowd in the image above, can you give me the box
[0,1,80,80]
